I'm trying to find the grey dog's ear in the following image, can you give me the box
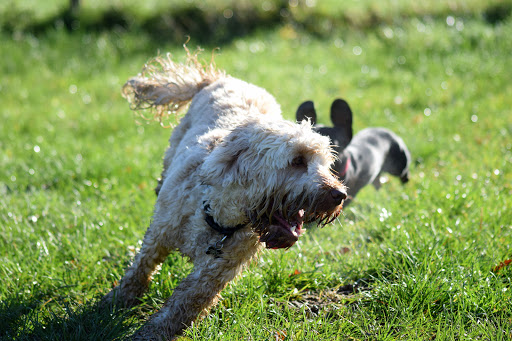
[330,98,353,141]
[296,101,317,125]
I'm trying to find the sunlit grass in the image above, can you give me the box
[1,1,511,340]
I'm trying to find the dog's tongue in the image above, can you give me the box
[260,210,305,249]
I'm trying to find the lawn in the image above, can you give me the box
[1,1,511,340]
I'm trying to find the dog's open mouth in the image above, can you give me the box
[259,209,305,249]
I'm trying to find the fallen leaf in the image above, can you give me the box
[290,269,301,276]
[339,247,351,254]
[493,259,512,273]
[275,330,287,341]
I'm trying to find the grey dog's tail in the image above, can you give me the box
[122,47,225,125]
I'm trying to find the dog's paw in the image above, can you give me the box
[98,288,119,309]
[131,323,174,341]
[400,173,409,183]
[99,286,140,310]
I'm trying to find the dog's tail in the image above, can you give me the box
[122,47,226,125]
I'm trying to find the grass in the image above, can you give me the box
[1,0,512,340]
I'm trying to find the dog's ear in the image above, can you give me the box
[296,101,317,125]
[200,128,251,187]
[330,99,353,141]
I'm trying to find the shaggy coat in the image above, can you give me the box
[102,51,347,340]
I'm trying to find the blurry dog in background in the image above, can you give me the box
[296,99,411,204]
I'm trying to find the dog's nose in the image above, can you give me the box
[330,189,347,204]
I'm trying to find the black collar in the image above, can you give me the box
[204,204,246,237]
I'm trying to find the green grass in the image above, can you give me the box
[1,1,512,340]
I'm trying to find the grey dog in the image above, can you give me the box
[296,99,411,204]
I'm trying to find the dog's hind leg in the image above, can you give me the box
[155,117,193,196]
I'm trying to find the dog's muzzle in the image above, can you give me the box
[258,186,347,250]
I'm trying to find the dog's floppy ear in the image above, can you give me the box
[330,98,353,141]
[296,101,317,125]
[200,128,251,187]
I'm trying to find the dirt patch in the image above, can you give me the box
[271,283,371,318]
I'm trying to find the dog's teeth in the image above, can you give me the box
[290,226,296,233]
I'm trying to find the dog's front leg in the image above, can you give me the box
[132,256,244,340]
[372,175,382,190]
[103,226,171,308]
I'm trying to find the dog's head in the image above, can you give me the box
[200,119,347,249]
[296,99,353,172]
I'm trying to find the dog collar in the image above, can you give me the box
[203,204,246,237]
[339,157,351,178]
[204,204,246,258]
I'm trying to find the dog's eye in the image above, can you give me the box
[291,156,307,168]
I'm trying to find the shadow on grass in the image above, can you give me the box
[0,294,139,341]
[0,295,40,340]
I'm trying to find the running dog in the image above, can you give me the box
[102,50,347,340]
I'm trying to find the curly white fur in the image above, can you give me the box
[102,50,347,340]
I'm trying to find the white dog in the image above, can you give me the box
[102,49,347,340]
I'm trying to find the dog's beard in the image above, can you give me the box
[248,192,343,249]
